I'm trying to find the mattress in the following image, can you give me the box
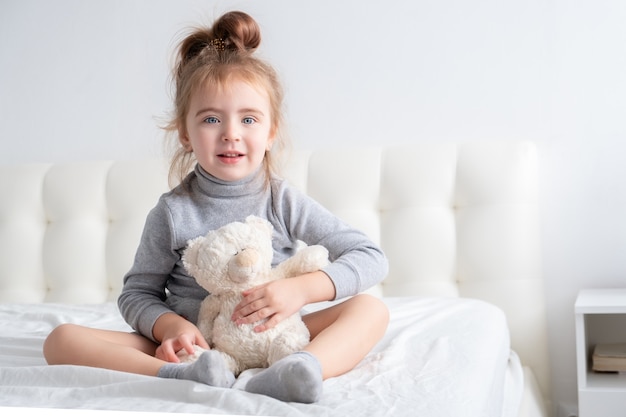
[0,297,523,417]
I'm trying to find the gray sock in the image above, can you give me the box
[157,349,235,388]
[244,351,323,403]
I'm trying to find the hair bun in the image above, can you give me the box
[212,10,261,52]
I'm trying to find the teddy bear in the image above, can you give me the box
[179,215,330,377]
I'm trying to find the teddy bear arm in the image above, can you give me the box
[274,245,330,279]
[197,296,221,345]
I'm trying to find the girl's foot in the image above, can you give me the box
[158,349,235,388]
[244,351,323,403]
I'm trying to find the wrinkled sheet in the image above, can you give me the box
[0,297,522,416]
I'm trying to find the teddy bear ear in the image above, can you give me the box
[245,215,273,235]
[182,235,205,273]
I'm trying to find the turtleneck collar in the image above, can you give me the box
[193,164,267,198]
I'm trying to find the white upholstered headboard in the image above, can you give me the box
[0,141,550,412]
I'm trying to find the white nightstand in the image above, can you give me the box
[575,288,626,417]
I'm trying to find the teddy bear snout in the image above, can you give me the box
[228,248,262,284]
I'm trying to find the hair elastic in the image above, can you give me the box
[210,38,226,51]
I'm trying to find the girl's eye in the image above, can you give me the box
[204,116,219,124]
[242,117,255,125]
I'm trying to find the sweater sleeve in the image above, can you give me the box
[274,182,388,300]
[117,199,178,342]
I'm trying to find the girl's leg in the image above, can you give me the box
[244,294,389,402]
[43,324,235,387]
[302,293,390,379]
[43,323,162,376]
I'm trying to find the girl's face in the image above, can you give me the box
[181,79,275,182]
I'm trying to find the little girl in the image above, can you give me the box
[43,10,389,404]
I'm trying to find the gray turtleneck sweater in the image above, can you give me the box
[118,165,388,342]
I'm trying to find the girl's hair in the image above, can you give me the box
[164,11,286,188]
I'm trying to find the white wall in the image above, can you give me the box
[2,0,626,412]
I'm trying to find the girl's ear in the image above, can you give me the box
[266,130,276,151]
[179,129,192,152]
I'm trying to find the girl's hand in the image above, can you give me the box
[153,313,210,363]
[232,277,307,333]
[232,271,336,332]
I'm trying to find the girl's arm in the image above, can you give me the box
[234,180,389,332]
[118,200,187,342]
[273,182,389,299]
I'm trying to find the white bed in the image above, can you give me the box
[0,141,551,416]
[1,297,517,416]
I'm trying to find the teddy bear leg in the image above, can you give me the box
[218,350,245,377]
[267,331,310,366]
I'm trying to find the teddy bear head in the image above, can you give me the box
[182,215,275,295]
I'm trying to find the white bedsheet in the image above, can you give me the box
[0,297,522,417]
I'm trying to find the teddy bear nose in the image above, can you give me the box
[228,249,261,283]
[237,249,256,264]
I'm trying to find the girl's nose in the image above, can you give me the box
[222,120,241,142]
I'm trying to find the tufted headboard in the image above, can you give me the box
[0,141,550,412]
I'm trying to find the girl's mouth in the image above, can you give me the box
[218,153,244,163]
